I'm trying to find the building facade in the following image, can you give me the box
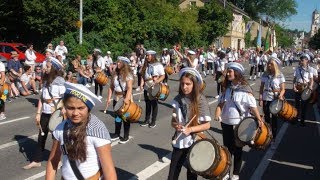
[310,9,319,37]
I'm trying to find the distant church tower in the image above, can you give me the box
[310,9,319,37]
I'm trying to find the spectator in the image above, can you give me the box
[25,43,37,73]
[34,65,43,91]
[54,40,68,61]
[104,51,113,76]
[17,65,38,96]
[7,51,22,99]
[78,62,93,87]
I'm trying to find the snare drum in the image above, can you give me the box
[114,98,142,122]
[235,117,272,149]
[188,138,231,179]
[301,88,312,101]
[165,66,174,75]
[49,109,64,132]
[94,72,108,86]
[269,99,297,121]
[149,83,170,101]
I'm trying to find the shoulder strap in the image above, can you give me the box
[299,67,305,84]
[63,123,85,180]
[48,86,61,109]
[116,72,125,96]
[231,89,243,118]
[174,95,187,120]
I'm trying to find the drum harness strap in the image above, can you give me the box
[41,86,62,111]
[116,72,128,122]
[231,89,244,120]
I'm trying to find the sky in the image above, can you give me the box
[283,0,320,32]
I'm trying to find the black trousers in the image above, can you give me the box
[113,100,130,138]
[221,123,243,175]
[34,113,51,162]
[249,66,257,76]
[263,101,278,138]
[295,92,307,123]
[215,71,223,95]
[207,62,214,71]
[94,79,103,96]
[168,147,197,180]
[257,64,264,73]
[143,90,158,124]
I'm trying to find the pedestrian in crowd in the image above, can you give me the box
[198,48,207,77]
[7,51,22,100]
[92,48,106,99]
[161,48,171,85]
[104,51,113,77]
[46,82,117,180]
[257,51,265,78]
[25,43,37,73]
[46,43,54,52]
[42,49,55,73]
[17,65,38,96]
[78,61,93,87]
[293,54,314,126]
[107,56,133,144]
[34,65,43,91]
[249,50,257,80]
[168,68,211,180]
[206,45,216,76]
[0,59,7,119]
[23,58,65,170]
[214,62,263,180]
[140,50,165,128]
[259,57,285,148]
[214,50,228,99]
[54,40,68,61]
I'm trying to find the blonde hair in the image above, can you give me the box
[267,58,280,77]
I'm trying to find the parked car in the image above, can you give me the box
[0,42,45,63]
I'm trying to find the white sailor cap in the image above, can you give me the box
[163,48,168,51]
[64,82,101,110]
[269,57,281,65]
[226,62,245,75]
[117,56,130,64]
[107,51,111,54]
[50,57,64,70]
[46,49,54,55]
[300,53,310,61]
[188,50,196,55]
[146,50,156,55]
[179,67,203,85]
[93,48,102,53]
[56,52,63,57]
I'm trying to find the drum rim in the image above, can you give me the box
[301,88,312,101]
[187,138,221,174]
[235,117,258,144]
[269,99,283,114]
[114,98,125,114]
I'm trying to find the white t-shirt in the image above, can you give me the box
[191,58,199,69]
[97,56,106,70]
[113,74,133,93]
[104,56,113,67]
[219,87,257,125]
[25,49,37,65]
[143,62,165,90]
[53,120,111,180]
[199,54,205,65]
[206,52,216,62]
[227,52,235,62]
[41,83,66,114]
[161,55,170,65]
[17,73,31,88]
[261,73,285,101]
[216,58,227,72]
[55,45,68,60]
[294,66,313,84]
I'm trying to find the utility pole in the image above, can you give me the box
[79,0,83,45]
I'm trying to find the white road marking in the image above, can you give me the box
[250,122,289,180]
[267,159,314,170]
[0,134,38,150]
[0,116,30,126]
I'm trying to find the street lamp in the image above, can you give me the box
[79,0,83,45]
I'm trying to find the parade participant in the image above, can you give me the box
[249,50,257,80]
[198,48,207,77]
[293,54,314,126]
[140,50,165,128]
[176,49,198,69]
[214,50,228,99]
[214,62,263,180]
[78,62,93,87]
[161,48,170,84]
[7,51,22,99]
[104,51,113,76]
[257,51,265,78]
[46,82,117,180]
[206,45,216,75]
[93,48,106,99]
[17,65,38,96]
[168,67,211,180]
[259,57,285,146]
[23,58,65,170]
[106,56,133,143]
[25,43,37,73]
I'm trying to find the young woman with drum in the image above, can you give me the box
[293,54,314,126]
[215,50,228,99]
[161,48,171,85]
[140,50,165,128]
[106,56,133,144]
[23,58,66,170]
[259,57,285,145]
[168,67,211,180]
[93,48,106,100]
[214,62,263,180]
[46,82,117,180]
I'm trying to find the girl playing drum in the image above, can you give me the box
[259,57,285,146]
[106,56,133,144]
[168,67,211,180]
[214,62,263,180]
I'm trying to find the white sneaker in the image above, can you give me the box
[85,84,91,88]
[222,174,230,180]
[91,82,95,86]
[231,175,239,180]
[0,114,6,120]
[136,87,141,91]
[98,96,103,100]
[215,95,220,99]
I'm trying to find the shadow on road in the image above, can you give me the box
[25,98,39,107]
[138,144,171,160]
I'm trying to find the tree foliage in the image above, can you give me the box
[309,29,320,50]
[274,24,295,48]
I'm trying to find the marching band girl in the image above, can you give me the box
[161,48,171,85]
[259,57,285,145]
[106,56,133,144]
[249,50,257,80]
[140,50,165,128]
[168,68,211,180]
[214,50,228,99]
[214,62,263,180]
[46,82,117,180]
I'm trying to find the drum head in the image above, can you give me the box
[188,139,217,173]
[49,110,64,131]
[301,89,311,101]
[114,98,124,111]
[237,118,258,142]
[151,84,161,97]
[269,99,283,115]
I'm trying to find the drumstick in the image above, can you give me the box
[172,115,197,145]
[275,99,280,111]
[138,92,142,102]
[39,125,45,136]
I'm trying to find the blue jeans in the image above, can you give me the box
[78,76,87,85]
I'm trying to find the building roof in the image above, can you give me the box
[313,9,319,14]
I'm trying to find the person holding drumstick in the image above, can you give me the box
[139,50,165,128]
[293,54,314,126]
[168,67,211,180]
[46,82,117,180]
[23,58,65,169]
[214,62,263,180]
[259,57,285,147]
[106,56,133,144]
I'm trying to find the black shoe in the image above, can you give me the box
[110,133,120,141]
[140,121,149,127]
[119,137,129,144]
[149,122,156,128]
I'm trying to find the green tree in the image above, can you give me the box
[274,24,294,48]
[309,29,320,49]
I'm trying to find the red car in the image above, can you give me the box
[0,42,45,63]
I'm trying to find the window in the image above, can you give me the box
[4,46,15,53]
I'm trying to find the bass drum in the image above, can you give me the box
[234,117,272,149]
[94,72,108,86]
[49,109,64,132]
[150,83,170,101]
[269,99,297,121]
[165,66,174,75]
[188,138,231,179]
[301,88,312,101]
[114,98,142,123]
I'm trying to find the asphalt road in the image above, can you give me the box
[0,61,319,180]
